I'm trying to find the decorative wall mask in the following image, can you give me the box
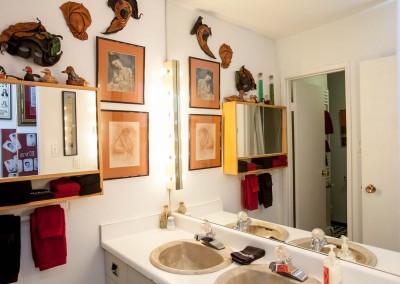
[60,1,92,40]
[219,44,233,69]
[190,16,216,59]
[235,65,256,93]
[104,0,142,34]
[0,19,63,67]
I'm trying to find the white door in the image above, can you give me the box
[360,55,400,251]
[293,81,327,231]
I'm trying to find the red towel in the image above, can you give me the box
[50,177,80,193]
[324,110,334,134]
[272,155,288,167]
[36,205,63,239]
[241,175,259,211]
[30,205,67,271]
[53,191,79,198]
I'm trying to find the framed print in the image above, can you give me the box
[189,57,220,109]
[62,91,78,156]
[17,85,36,126]
[189,114,222,170]
[0,83,11,119]
[96,37,145,104]
[101,110,149,179]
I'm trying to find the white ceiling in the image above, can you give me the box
[171,0,390,39]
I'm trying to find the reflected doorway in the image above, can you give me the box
[291,71,347,237]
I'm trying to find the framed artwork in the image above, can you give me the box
[189,57,220,109]
[101,110,149,179]
[0,83,11,120]
[189,114,222,170]
[17,85,36,126]
[96,36,145,104]
[62,91,78,156]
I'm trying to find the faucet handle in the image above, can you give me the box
[311,228,325,241]
[274,245,290,262]
[201,220,215,237]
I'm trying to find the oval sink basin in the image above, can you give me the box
[225,220,289,241]
[215,264,321,284]
[289,237,377,266]
[149,239,233,275]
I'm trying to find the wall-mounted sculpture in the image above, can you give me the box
[60,1,92,41]
[190,16,216,59]
[219,44,233,69]
[0,19,63,67]
[103,0,143,34]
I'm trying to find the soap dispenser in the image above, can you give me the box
[337,235,355,262]
[323,245,342,284]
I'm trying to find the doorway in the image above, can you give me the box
[291,71,347,238]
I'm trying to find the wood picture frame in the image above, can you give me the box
[189,57,220,109]
[189,114,222,170]
[0,83,11,120]
[101,110,149,179]
[62,91,78,156]
[96,37,145,104]
[17,85,36,126]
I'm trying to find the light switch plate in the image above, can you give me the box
[73,157,81,169]
[51,145,60,157]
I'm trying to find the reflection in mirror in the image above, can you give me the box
[0,82,98,180]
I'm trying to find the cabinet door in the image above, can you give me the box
[106,275,118,284]
[104,251,128,284]
[127,266,154,284]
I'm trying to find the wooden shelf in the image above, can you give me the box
[237,166,288,175]
[0,78,98,91]
[0,170,100,184]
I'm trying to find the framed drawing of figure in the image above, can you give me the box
[97,37,145,104]
[189,57,220,109]
[101,110,149,179]
[189,114,222,170]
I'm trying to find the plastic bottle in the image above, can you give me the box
[323,245,342,284]
[167,216,175,230]
[337,235,355,261]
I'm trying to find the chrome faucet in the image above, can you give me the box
[310,228,328,252]
[194,220,215,240]
[233,211,252,232]
[269,245,308,282]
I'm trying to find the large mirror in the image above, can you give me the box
[166,0,399,276]
[0,82,99,180]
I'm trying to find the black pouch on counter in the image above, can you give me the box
[231,246,266,265]
[0,180,31,206]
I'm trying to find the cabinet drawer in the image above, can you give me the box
[106,275,118,284]
[105,251,128,284]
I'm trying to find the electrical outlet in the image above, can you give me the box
[73,157,81,169]
[51,145,60,157]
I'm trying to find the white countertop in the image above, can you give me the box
[100,213,400,284]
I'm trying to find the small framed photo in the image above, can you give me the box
[96,37,145,104]
[101,110,149,179]
[189,57,220,109]
[17,85,36,126]
[62,91,78,156]
[0,83,11,120]
[189,114,222,170]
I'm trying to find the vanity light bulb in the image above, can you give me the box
[160,67,168,75]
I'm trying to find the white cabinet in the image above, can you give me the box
[104,251,154,284]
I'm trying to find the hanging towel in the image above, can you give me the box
[231,246,266,265]
[0,215,21,283]
[258,173,273,208]
[241,175,259,211]
[324,110,334,134]
[30,205,67,271]
[0,180,31,206]
[50,177,80,194]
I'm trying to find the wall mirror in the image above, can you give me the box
[0,82,99,180]
[166,0,399,276]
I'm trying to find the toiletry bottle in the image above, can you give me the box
[159,205,172,229]
[269,75,275,105]
[337,235,355,261]
[167,216,175,230]
[176,201,187,214]
[258,73,264,102]
[323,245,342,284]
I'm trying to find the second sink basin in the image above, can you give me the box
[149,239,233,275]
[289,237,377,266]
[215,264,321,284]
[225,220,289,241]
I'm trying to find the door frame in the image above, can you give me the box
[281,62,359,241]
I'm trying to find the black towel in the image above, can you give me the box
[251,157,273,169]
[0,215,21,283]
[258,173,273,208]
[79,183,102,196]
[30,189,55,202]
[70,174,100,186]
[0,181,31,206]
[238,160,249,173]
[231,246,266,265]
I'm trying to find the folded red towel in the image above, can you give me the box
[53,191,79,198]
[50,177,80,193]
[30,206,67,271]
[241,175,259,211]
[36,205,63,239]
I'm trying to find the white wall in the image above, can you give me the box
[166,1,286,226]
[276,0,397,241]
[1,1,167,283]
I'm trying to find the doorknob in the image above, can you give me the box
[321,169,330,177]
[365,184,376,193]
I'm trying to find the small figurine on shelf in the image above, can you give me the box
[41,68,58,84]
[0,66,6,79]
[23,66,41,82]
[159,204,172,229]
[176,201,187,215]
[62,66,89,86]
